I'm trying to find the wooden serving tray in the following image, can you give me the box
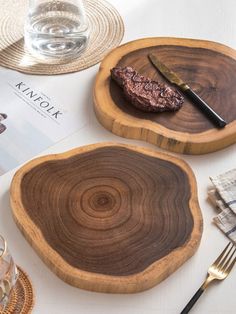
[10,143,202,293]
[94,37,236,154]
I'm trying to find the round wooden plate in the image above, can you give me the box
[10,143,202,293]
[94,37,236,154]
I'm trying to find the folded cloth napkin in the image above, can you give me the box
[208,168,236,242]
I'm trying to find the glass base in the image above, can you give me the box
[24,36,89,64]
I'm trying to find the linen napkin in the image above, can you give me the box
[208,168,236,242]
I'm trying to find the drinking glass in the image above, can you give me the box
[0,236,18,311]
[24,0,90,62]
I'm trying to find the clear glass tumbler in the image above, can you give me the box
[0,236,18,311]
[24,0,90,62]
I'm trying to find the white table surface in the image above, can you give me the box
[1,0,236,313]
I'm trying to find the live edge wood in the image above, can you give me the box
[10,143,202,293]
[94,37,236,154]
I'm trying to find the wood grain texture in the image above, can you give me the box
[10,143,202,293]
[94,37,236,154]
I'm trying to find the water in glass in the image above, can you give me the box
[24,0,90,62]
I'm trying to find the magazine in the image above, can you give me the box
[0,68,88,176]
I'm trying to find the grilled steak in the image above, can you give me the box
[111,66,184,112]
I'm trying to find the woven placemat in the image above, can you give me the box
[0,0,124,75]
[3,266,34,314]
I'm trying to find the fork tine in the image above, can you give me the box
[220,246,236,271]
[224,251,236,273]
[226,256,236,273]
[212,242,231,267]
[217,243,234,270]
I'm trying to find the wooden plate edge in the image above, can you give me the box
[10,142,203,293]
[93,37,236,154]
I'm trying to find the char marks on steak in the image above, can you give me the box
[111,66,184,113]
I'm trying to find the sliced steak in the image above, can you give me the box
[111,66,184,113]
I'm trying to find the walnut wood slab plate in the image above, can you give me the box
[10,143,202,293]
[94,37,236,154]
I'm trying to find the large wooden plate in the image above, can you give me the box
[94,37,236,154]
[10,143,202,293]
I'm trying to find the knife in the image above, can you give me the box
[148,53,227,128]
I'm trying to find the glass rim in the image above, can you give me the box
[0,235,7,259]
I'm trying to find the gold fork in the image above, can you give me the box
[181,242,236,314]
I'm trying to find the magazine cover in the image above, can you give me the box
[0,69,87,176]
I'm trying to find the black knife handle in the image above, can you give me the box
[184,88,227,128]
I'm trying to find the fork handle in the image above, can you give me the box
[180,287,204,314]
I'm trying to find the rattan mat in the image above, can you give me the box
[0,0,124,75]
[3,266,34,314]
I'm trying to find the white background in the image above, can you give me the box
[1,0,236,313]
